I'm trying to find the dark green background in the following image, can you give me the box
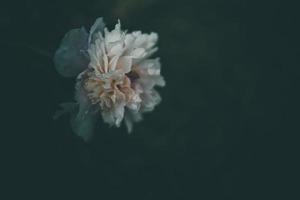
[2,0,299,199]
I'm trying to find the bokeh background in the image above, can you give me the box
[2,0,299,199]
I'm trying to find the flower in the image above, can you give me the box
[54,18,165,141]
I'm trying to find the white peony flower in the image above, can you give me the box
[54,18,165,141]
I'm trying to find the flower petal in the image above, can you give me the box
[108,42,124,57]
[130,48,146,58]
[88,17,106,45]
[109,56,120,71]
[137,58,165,89]
[117,56,132,73]
[75,80,91,119]
[104,20,122,43]
[70,111,96,142]
[71,79,96,141]
[140,89,162,112]
[124,110,143,133]
[54,27,89,77]
[102,103,125,127]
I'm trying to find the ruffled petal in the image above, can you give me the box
[117,56,132,74]
[101,103,125,127]
[137,58,165,90]
[124,110,143,133]
[88,17,106,45]
[140,89,162,112]
[104,20,122,43]
[130,48,146,58]
[108,42,124,57]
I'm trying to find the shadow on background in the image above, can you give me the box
[2,0,299,199]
